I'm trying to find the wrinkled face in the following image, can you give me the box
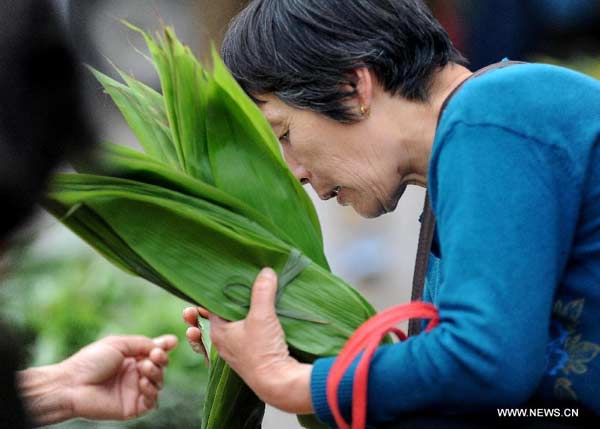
[259,94,410,218]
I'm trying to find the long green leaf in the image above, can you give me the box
[202,350,264,429]
[90,67,179,168]
[48,174,375,355]
[205,78,327,268]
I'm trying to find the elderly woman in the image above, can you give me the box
[183,0,600,425]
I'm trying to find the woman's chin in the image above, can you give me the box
[350,200,388,219]
[349,194,401,218]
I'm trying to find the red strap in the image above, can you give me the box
[326,302,440,429]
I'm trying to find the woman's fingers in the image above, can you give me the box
[138,358,164,388]
[138,376,159,414]
[182,307,210,327]
[152,334,178,352]
[186,326,210,366]
[127,336,175,416]
[186,326,202,344]
[183,307,214,366]
[139,376,159,400]
[183,307,199,326]
[149,348,169,368]
[137,395,153,415]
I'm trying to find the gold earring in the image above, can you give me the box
[360,105,370,117]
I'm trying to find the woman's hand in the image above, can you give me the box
[183,268,314,414]
[19,334,178,425]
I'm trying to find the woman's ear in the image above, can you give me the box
[352,67,375,117]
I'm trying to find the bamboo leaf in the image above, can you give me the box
[205,78,327,268]
[90,67,179,167]
[47,173,375,354]
[202,351,264,429]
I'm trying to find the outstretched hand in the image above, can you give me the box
[183,268,314,414]
[60,334,178,420]
[19,334,178,425]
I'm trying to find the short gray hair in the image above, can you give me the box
[222,0,467,122]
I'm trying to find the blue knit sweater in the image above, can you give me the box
[310,63,600,426]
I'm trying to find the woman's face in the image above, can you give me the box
[259,94,414,218]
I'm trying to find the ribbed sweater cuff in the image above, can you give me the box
[310,356,356,427]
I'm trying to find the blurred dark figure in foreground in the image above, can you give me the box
[1,1,177,427]
[1,0,87,424]
[0,0,92,239]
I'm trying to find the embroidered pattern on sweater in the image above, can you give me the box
[546,299,600,401]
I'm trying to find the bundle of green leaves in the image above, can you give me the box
[45,24,377,429]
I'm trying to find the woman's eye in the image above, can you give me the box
[279,131,290,143]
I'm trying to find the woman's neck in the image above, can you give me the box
[387,63,472,188]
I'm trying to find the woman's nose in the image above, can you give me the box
[283,149,310,185]
[291,164,311,185]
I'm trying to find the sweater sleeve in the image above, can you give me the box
[310,122,580,426]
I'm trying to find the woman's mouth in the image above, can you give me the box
[321,185,341,201]
[336,186,348,206]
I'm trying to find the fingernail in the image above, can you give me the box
[153,338,165,348]
[260,267,276,280]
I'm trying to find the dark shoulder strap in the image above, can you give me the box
[407,61,525,337]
